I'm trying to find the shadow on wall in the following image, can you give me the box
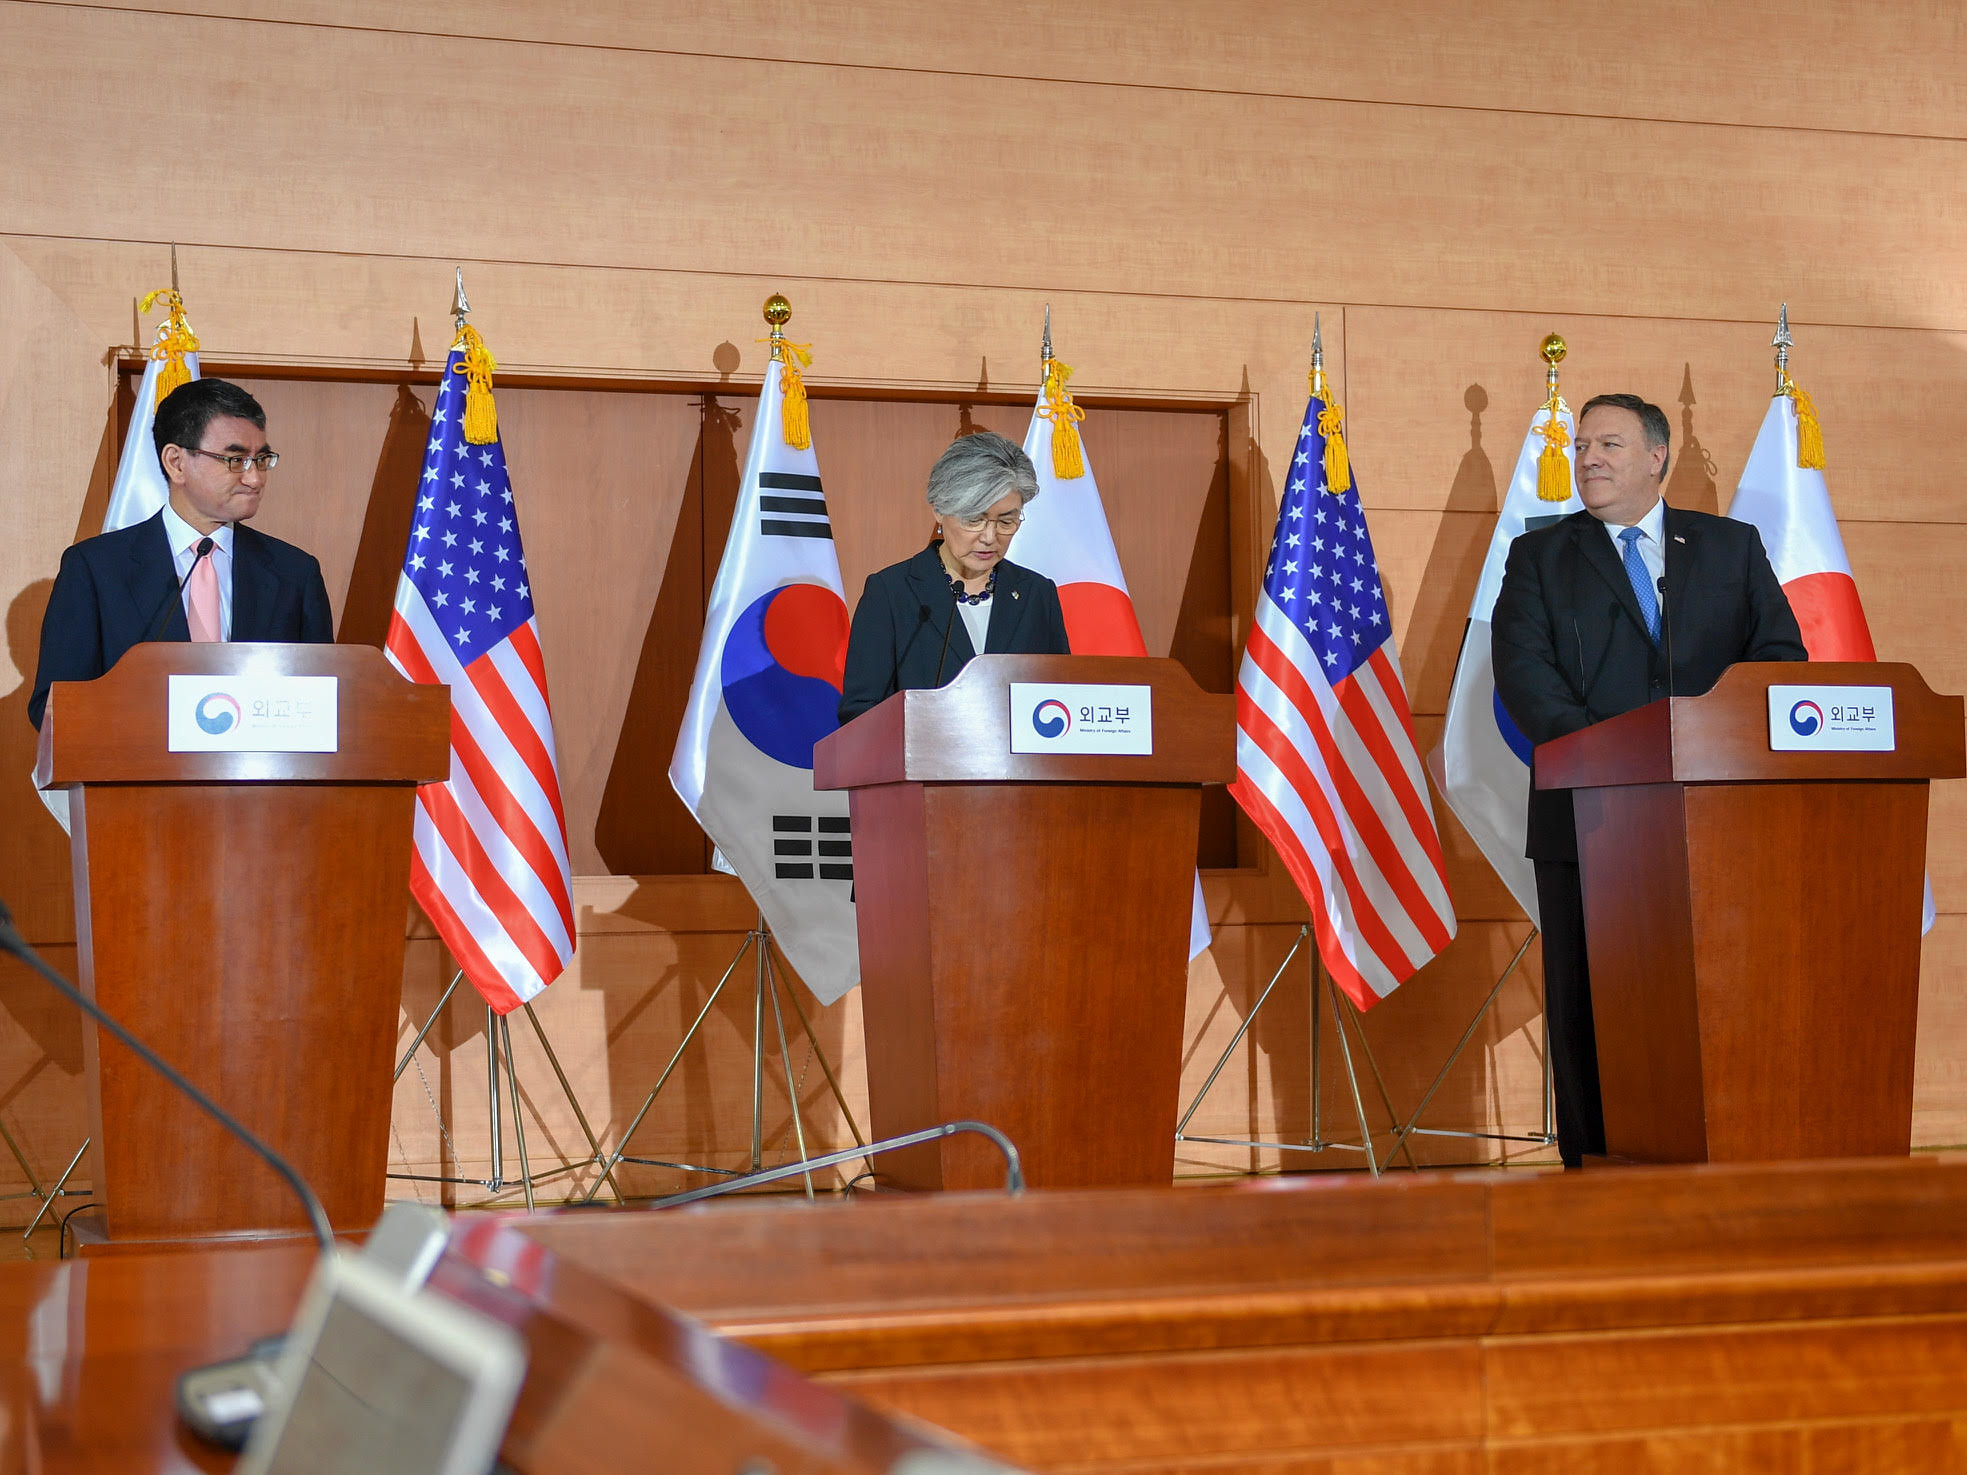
[340,384,433,648]
[1667,363,1720,516]
[0,579,84,1076]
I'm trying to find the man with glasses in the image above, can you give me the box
[839,430,1069,723]
[28,377,333,729]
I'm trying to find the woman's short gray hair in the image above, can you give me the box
[926,431,1040,522]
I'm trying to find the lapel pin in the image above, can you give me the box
[1673,535,1686,544]
[1013,590,1020,599]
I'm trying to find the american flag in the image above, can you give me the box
[1229,389,1455,1010]
[384,347,575,1014]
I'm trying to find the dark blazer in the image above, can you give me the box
[1491,503,1806,861]
[839,544,1070,724]
[29,509,334,729]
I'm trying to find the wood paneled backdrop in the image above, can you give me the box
[0,0,1962,1213]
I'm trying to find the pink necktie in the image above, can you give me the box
[185,550,223,643]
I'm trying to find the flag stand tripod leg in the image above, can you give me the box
[499,1016,535,1212]
[387,969,621,1206]
[580,933,756,1202]
[762,946,815,1201]
[768,933,876,1185]
[395,972,463,1083]
[1175,922,1390,1173]
[1322,966,1380,1180]
[1396,928,1557,1156]
[522,1002,626,1205]
[1175,924,1309,1142]
[1336,987,1420,1172]
[751,916,766,1174]
[485,1006,503,1189]
[23,1138,90,1240]
[0,1120,45,1204]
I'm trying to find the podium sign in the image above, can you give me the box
[1768,684,1895,752]
[167,673,339,752]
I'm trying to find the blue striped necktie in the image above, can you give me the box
[1619,526,1661,643]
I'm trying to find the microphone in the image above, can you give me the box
[1657,573,1676,701]
[141,536,216,645]
[930,583,961,689]
[0,897,334,1252]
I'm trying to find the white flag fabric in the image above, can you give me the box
[1428,403,1580,927]
[38,353,205,835]
[1015,378,1212,958]
[1728,393,1934,934]
[104,354,200,532]
[671,360,860,1003]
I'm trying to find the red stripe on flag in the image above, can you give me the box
[1227,769,1378,1010]
[408,856,525,1015]
[464,646,570,846]
[1235,687,1416,984]
[1245,626,1447,949]
[446,706,575,938]
[417,768,568,992]
[1348,651,1452,895]
[1783,571,1877,662]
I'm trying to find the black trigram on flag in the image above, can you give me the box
[773,814,852,881]
[759,472,832,539]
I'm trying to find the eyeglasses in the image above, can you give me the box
[952,512,1024,535]
[186,447,280,475]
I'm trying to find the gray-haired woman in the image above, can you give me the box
[838,430,1070,723]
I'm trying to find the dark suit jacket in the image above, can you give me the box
[29,510,334,729]
[1491,503,1806,861]
[839,544,1070,723]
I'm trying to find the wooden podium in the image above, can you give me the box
[1535,661,1965,1163]
[814,654,1233,1191]
[35,643,449,1245]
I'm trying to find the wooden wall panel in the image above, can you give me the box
[0,1,1961,1208]
[66,0,1967,139]
[5,6,1963,329]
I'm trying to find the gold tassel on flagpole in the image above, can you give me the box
[451,323,499,444]
[760,294,813,450]
[1781,370,1826,470]
[1309,365,1351,494]
[1536,333,1571,502]
[138,287,199,399]
[1039,356,1086,479]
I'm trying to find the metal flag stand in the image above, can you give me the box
[17,1132,91,1240]
[387,973,623,1211]
[1393,928,1557,1158]
[579,914,874,1204]
[1176,923,1417,1177]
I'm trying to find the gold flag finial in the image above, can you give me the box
[1773,304,1824,470]
[1535,334,1571,502]
[760,294,811,449]
[1307,313,1351,494]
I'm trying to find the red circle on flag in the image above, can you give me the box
[1058,582,1148,657]
[762,582,850,686]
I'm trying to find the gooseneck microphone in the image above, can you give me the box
[0,898,334,1252]
[141,536,216,644]
[929,582,962,689]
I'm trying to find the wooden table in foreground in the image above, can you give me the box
[524,1156,1967,1474]
[13,1158,1967,1472]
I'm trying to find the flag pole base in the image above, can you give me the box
[579,916,874,1205]
[387,971,622,1207]
[1176,923,1411,1177]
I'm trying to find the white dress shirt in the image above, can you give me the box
[1600,497,1667,616]
[160,501,236,641]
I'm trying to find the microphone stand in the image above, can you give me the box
[140,535,216,644]
[0,900,334,1253]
